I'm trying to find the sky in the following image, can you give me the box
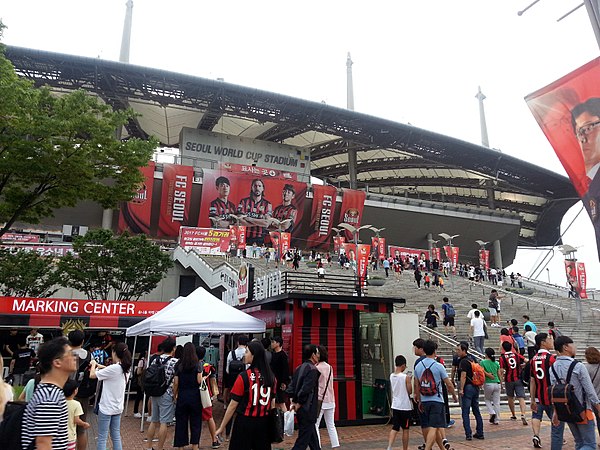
[1,0,599,288]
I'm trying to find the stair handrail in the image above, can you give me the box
[418,323,485,361]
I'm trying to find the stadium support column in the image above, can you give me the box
[493,239,502,270]
[427,233,433,257]
[486,179,495,210]
[475,86,489,148]
[346,53,354,111]
[348,146,358,190]
[120,0,134,63]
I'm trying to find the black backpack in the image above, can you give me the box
[71,351,97,398]
[144,356,172,397]
[229,350,245,379]
[548,361,586,423]
[0,401,34,450]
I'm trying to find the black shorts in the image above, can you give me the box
[392,409,411,431]
[419,402,446,429]
[443,317,455,326]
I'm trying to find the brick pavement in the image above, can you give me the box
[84,401,584,450]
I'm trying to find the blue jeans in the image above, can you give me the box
[460,384,483,438]
[532,403,565,450]
[97,410,122,450]
[567,418,596,450]
[473,336,485,354]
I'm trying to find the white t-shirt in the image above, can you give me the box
[389,372,411,411]
[467,308,479,319]
[525,331,537,347]
[96,363,128,415]
[470,317,486,337]
[26,333,44,353]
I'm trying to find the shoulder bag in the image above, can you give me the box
[317,367,333,414]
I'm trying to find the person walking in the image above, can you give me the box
[414,268,422,289]
[133,351,148,418]
[524,325,537,360]
[441,297,457,339]
[288,344,322,450]
[499,341,528,426]
[315,346,339,449]
[270,336,290,411]
[387,355,412,450]
[584,346,600,442]
[488,289,500,327]
[470,310,485,354]
[456,342,484,441]
[216,341,276,450]
[383,258,390,277]
[90,341,132,450]
[480,348,501,425]
[172,342,204,450]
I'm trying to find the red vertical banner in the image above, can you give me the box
[430,247,441,261]
[333,236,346,253]
[339,189,367,241]
[118,161,155,234]
[443,245,452,261]
[565,259,577,287]
[357,244,371,285]
[269,231,281,255]
[237,261,249,305]
[577,262,588,299]
[451,246,460,274]
[307,185,338,249]
[237,226,247,249]
[378,238,386,259]
[280,232,291,254]
[157,164,194,237]
[479,249,490,270]
[342,243,357,264]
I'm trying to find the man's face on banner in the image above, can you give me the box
[217,181,230,199]
[251,180,264,198]
[282,188,294,203]
[574,110,600,172]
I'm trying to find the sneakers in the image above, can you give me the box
[522,416,528,426]
[489,414,496,424]
[446,419,455,428]
[510,415,517,420]
[473,434,484,440]
[211,441,221,449]
[143,438,159,443]
[133,412,142,418]
[533,435,542,448]
[442,438,451,450]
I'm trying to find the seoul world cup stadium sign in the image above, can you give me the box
[179,128,311,182]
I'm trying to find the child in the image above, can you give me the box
[511,326,526,355]
[438,276,445,291]
[64,379,90,450]
[424,273,431,289]
[388,355,412,450]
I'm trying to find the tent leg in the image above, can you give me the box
[140,333,153,433]
[124,335,138,416]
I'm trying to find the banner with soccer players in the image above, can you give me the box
[198,168,306,247]
[333,236,346,253]
[444,245,460,273]
[339,189,367,241]
[306,185,338,249]
[479,249,490,270]
[371,237,386,260]
[157,164,194,237]
[388,246,428,261]
[526,58,600,261]
[118,162,155,234]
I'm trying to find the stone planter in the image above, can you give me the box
[368,278,386,286]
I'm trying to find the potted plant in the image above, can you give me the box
[368,276,386,286]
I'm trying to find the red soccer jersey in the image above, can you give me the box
[272,204,297,232]
[500,351,525,383]
[230,368,276,417]
[237,197,272,240]
[531,351,556,405]
[209,198,236,220]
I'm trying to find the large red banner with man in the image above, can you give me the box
[198,168,306,247]
[388,246,428,261]
[158,164,194,237]
[339,189,367,241]
[526,58,600,260]
[430,247,441,261]
[444,245,460,273]
[333,236,346,253]
[371,237,386,260]
[118,161,155,234]
[342,243,357,265]
[179,227,231,254]
[306,185,337,249]
[577,262,588,299]
[479,249,490,270]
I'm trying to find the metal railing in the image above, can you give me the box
[418,324,484,361]
[280,271,365,296]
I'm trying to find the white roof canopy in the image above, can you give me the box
[126,287,266,336]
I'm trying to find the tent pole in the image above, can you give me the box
[124,335,138,416]
[140,332,153,433]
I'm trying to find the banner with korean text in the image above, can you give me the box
[479,249,490,270]
[179,227,231,254]
[118,161,155,234]
[372,237,386,260]
[357,244,371,281]
[158,164,194,237]
[333,236,346,253]
[577,262,588,299]
[339,189,367,241]
[444,246,460,273]
[307,185,337,249]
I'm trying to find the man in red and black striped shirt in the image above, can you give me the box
[529,333,564,449]
[209,176,237,229]
[237,179,272,245]
[499,341,528,425]
[272,184,298,233]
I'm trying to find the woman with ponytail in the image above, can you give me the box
[480,347,501,425]
[90,341,132,450]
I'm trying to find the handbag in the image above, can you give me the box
[199,379,212,408]
[268,407,284,443]
[317,367,332,414]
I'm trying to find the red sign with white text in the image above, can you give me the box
[357,244,371,281]
[118,162,155,234]
[219,162,298,181]
[1,233,40,243]
[479,249,490,270]
[179,227,232,254]
[307,185,338,249]
[339,189,367,241]
[158,164,194,237]
[371,237,386,260]
[333,236,346,253]
[577,262,588,299]
[444,246,460,273]
[280,232,291,254]
[430,247,441,261]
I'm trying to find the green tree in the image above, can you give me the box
[0,27,157,237]
[58,229,173,301]
[0,249,61,297]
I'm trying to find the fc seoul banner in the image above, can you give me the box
[179,227,231,254]
[280,232,291,255]
[371,237,386,260]
[357,244,371,281]
[118,161,155,234]
[430,247,441,261]
[479,249,490,270]
[158,164,194,237]
[339,189,367,241]
[198,168,306,247]
[577,262,588,299]
[444,246,460,273]
[307,185,337,249]
[333,236,346,253]
[526,58,600,260]
[389,246,428,261]
[229,225,247,250]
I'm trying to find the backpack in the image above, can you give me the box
[469,361,486,387]
[418,360,439,397]
[445,303,456,317]
[229,350,245,379]
[144,355,172,397]
[0,401,34,450]
[71,351,97,398]
[549,361,586,423]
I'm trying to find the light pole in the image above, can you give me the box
[439,233,460,289]
[559,244,582,324]
[338,223,375,296]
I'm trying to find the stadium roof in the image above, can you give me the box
[5,46,578,247]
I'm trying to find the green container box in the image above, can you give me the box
[362,385,374,414]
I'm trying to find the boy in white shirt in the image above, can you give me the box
[388,355,412,450]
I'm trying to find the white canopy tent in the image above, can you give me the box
[125,287,265,429]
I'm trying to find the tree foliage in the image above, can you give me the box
[57,229,173,301]
[0,34,157,236]
[0,249,61,297]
